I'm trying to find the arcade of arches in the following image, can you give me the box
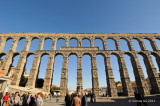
[0,33,160,97]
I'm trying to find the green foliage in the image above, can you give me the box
[51,86,60,90]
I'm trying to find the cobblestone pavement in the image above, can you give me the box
[43,95,160,106]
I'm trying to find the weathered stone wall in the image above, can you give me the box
[0,33,160,97]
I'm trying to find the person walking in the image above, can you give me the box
[134,91,142,106]
[65,94,71,106]
[27,92,32,106]
[81,93,87,106]
[93,93,96,102]
[13,92,21,106]
[0,90,3,106]
[21,93,28,106]
[2,92,9,106]
[90,93,93,102]
[72,94,81,106]
[29,96,36,106]
[35,93,43,106]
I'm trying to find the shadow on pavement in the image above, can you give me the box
[87,95,160,106]
[59,103,66,106]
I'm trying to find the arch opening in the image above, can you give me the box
[29,38,40,51]
[94,39,104,50]
[16,38,26,51]
[106,39,116,50]
[35,54,49,88]
[43,38,53,50]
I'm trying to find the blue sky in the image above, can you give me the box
[1,0,160,33]
[1,0,160,90]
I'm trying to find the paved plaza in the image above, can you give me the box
[43,95,160,106]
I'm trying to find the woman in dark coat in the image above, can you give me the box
[29,96,37,106]
[65,94,71,106]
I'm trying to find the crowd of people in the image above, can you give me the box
[0,90,43,106]
[0,90,97,106]
[65,92,96,106]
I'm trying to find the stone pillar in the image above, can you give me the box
[105,55,118,97]
[24,39,32,51]
[130,55,150,96]
[0,38,6,51]
[11,53,27,86]
[65,40,69,47]
[139,39,147,51]
[2,53,13,75]
[91,56,99,96]
[38,39,44,50]
[10,39,19,51]
[77,56,83,94]
[150,39,159,51]
[115,39,121,51]
[60,56,68,96]
[118,56,134,96]
[91,40,94,47]
[52,40,56,50]
[43,56,54,92]
[78,40,81,47]
[143,55,160,94]
[103,40,107,50]
[128,39,135,51]
[155,57,160,73]
[26,54,41,88]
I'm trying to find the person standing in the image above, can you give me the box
[90,93,93,102]
[72,94,81,106]
[81,93,87,106]
[0,90,3,106]
[134,91,142,106]
[65,94,71,106]
[93,93,96,102]
[29,96,36,106]
[13,92,21,106]
[2,92,9,106]
[27,92,32,106]
[35,93,43,106]
[22,93,28,106]
[48,94,52,101]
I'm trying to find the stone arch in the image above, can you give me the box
[138,52,160,94]
[52,53,64,89]
[96,53,107,96]
[3,38,14,51]
[0,53,7,59]
[36,53,50,88]
[110,52,134,96]
[132,38,142,51]
[106,38,117,50]
[119,38,130,51]
[143,38,153,51]
[68,52,78,57]
[56,38,66,50]
[82,53,92,90]
[109,53,121,95]
[29,37,40,51]
[16,37,27,51]
[154,38,160,50]
[150,52,160,73]
[67,53,78,90]
[81,38,91,47]
[43,38,53,50]
[19,53,36,87]
[94,38,104,50]
[69,38,78,47]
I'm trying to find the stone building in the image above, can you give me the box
[0,33,160,97]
